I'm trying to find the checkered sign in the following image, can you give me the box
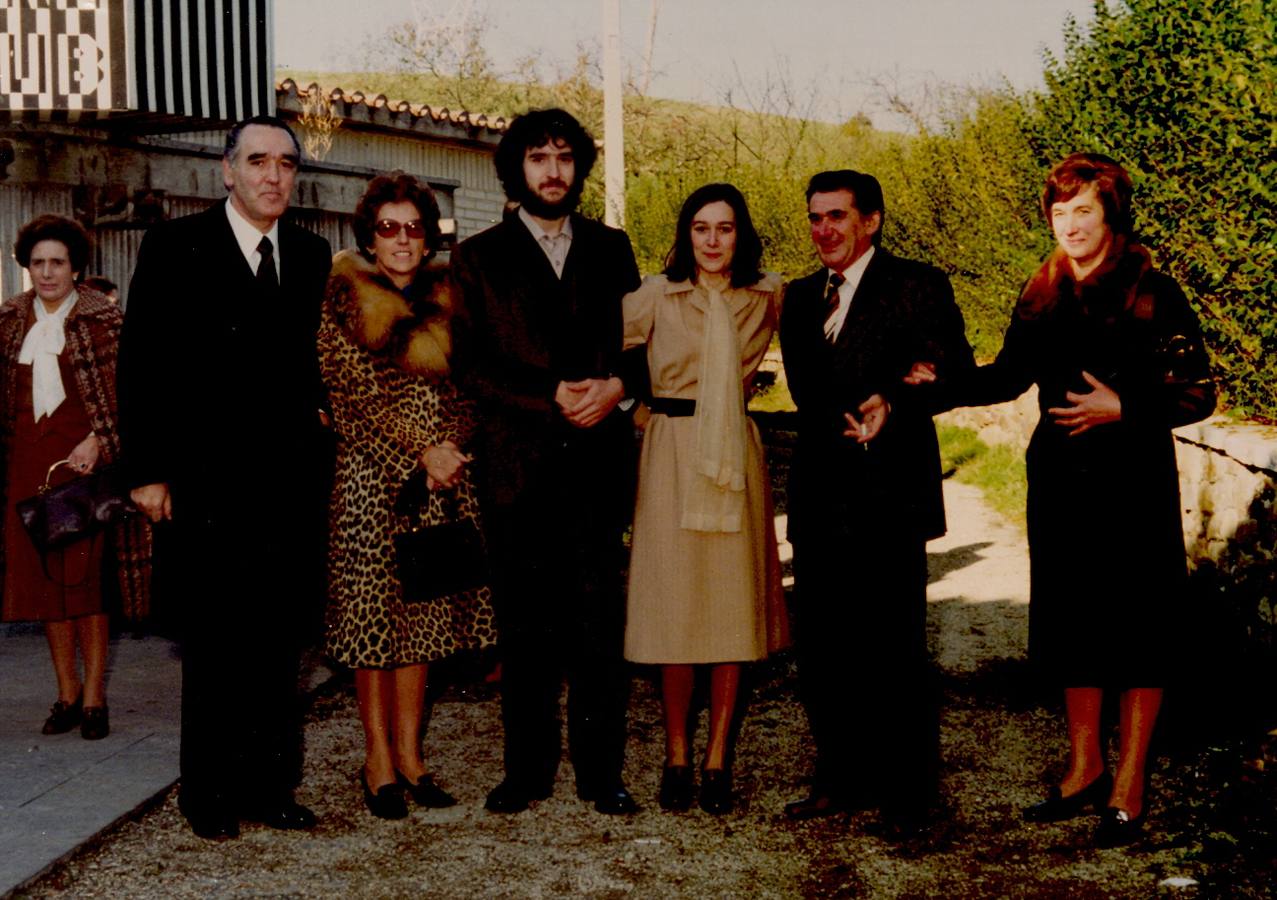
[0,0,127,111]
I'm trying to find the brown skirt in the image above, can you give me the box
[1,359,104,623]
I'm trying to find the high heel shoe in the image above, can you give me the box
[1022,770,1112,822]
[699,768,734,815]
[80,705,109,740]
[658,765,694,812]
[361,770,408,820]
[397,772,457,808]
[1095,805,1145,848]
[42,693,83,735]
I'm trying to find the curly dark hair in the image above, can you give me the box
[1041,152,1134,238]
[352,171,443,263]
[493,107,597,210]
[663,183,764,288]
[13,214,92,273]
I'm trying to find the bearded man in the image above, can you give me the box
[451,108,643,815]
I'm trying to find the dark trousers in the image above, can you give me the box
[163,517,310,814]
[792,526,939,812]
[484,457,631,795]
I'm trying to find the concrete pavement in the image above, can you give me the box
[0,624,181,897]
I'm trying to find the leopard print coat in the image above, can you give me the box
[319,250,495,668]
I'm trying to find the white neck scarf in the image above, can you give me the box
[681,284,747,533]
[19,290,77,421]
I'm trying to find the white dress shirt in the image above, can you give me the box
[824,245,876,341]
[224,199,282,281]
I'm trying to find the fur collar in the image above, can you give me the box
[1017,237,1153,320]
[326,249,453,377]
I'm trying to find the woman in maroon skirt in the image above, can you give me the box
[1,215,149,740]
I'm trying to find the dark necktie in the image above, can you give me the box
[823,272,845,340]
[256,235,278,292]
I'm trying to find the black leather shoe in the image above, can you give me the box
[179,797,240,841]
[398,772,457,808]
[41,695,83,735]
[241,798,317,831]
[1095,806,1144,848]
[362,771,408,820]
[484,779,551,814]
[658,765,695,812]
[699,768,733,815]
[590,783,640,815]
[80,706,109,741]
[1023,771,1112,822]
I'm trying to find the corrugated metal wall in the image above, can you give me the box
[319,130,501,196]
[0,183,74,300]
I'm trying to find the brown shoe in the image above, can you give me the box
[80,706,109,740]
[42,695,83,735]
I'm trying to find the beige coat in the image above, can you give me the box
[622,274,789,664]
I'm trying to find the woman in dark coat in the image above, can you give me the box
[319,172,495,819]
[917,154,1214,845]
[1,215,150,741]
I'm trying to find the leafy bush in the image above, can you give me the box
[1028,0,1277,419]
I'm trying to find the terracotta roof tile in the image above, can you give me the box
[276,80,508,139]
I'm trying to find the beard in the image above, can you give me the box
[520,181,583,219]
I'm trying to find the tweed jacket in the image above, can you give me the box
[0,287,151,618]
[451,208,642,508]
[779,249,974,544]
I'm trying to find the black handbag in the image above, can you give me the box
[393,473,488,604]
[16,459,134,553]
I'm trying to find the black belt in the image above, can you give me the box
[648,397,696,417]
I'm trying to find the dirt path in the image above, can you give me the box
[20,482,1252,899]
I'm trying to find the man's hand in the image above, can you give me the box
[843,393,890,443]
[131,482,172,522]
[67,433,101,474]
[555,376,625,428]
[903,361,937,385]
[421,440,472,490]
[1048,370,1122,436]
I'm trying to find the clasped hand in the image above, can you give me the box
[555,376,624,428]
[1048,371,1121,435]
[422,440,471,490]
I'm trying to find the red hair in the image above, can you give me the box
[1041,153,1134,237]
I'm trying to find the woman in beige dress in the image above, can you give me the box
[623,183,788,814]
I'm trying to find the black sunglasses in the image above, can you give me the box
[374,219,427,239]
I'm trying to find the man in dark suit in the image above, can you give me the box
[118,115,332,840]
[452,108,642,815]
[779,169,973,828]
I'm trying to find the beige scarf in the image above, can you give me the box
[19,289,77,420]
[681,284,747,532]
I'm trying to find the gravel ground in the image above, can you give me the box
[16,483,1276,899]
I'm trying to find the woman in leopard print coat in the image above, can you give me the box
[319,173,495,819]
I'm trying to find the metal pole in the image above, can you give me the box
[602,0,625,227]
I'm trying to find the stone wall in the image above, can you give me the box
[937,395,1277,571]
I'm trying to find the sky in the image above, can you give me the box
[274,0,1100,130]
